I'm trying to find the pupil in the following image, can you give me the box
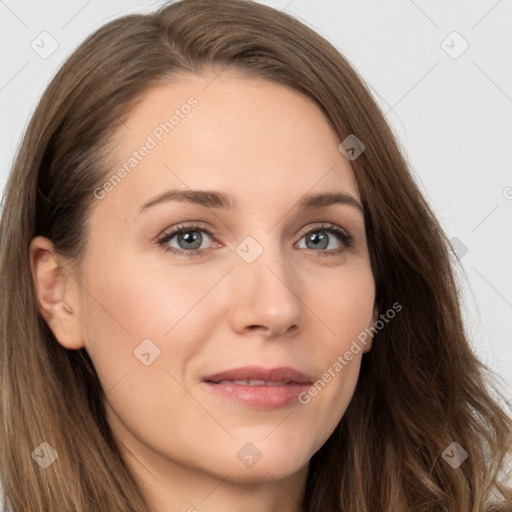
[180,230,201,250]
[308,232,328,250]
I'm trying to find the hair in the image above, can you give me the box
[0,0,510,510]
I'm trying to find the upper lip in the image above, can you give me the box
[203,365,314,384]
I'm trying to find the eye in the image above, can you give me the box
[157,222,354,258]
[296,223,354,257]
[157,222,215,258]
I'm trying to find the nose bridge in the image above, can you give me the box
[229,231,304,335]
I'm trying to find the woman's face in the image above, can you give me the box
[52,71,376,489]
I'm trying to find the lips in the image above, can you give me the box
[202,365,314,409]
[214,379,289,386]
[203,365,313,385]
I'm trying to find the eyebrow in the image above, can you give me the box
[137,188,364,215]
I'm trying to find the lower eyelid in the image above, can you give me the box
[159,224,353,256]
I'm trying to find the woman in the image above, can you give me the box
[0,0,510,510]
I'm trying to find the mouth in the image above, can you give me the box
[201,365,314,410]
[209,379,293,386]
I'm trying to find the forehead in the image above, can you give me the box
[99,70,360,217]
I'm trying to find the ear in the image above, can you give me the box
[29,236,85,350]
[362,307,379,353]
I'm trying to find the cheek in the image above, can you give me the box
[295,264,375,425]
[78,255,204,394]
[81,251,216,346]
[78,259,210,452]
[314,262,376,347]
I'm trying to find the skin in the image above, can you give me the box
[30,70,377,512]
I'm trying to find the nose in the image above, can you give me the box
[228,242,305,339]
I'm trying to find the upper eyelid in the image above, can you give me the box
[158,221,352,244]
[158,222,216,240]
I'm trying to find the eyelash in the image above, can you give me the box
[157,222,354,258]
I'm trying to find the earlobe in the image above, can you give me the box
[29,236,85,350]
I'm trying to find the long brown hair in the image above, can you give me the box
[1,0,510,510]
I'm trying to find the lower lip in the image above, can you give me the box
[202,381,311,409]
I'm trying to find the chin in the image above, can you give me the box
[221,459,308,484]
[206,442,312,483]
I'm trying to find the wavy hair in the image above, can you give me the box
[0,0,511,510]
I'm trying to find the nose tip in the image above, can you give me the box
[229,254,304,339]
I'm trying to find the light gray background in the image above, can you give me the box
[1,0,511,410]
